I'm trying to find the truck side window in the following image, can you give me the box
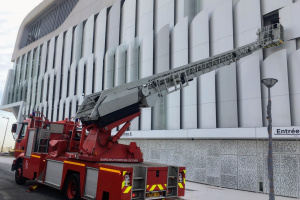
[18,124,28,140]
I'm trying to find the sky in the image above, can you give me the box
[0,0,43,149]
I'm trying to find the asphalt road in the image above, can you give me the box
[0,156,64,200]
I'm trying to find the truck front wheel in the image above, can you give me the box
[15,164,26,185]
[64,174,81,200]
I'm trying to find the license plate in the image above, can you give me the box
[146,192,160,197]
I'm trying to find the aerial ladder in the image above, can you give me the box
[74,23,283,162]
[11,23,283,200]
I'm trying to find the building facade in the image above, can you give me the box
[1,0,300,197]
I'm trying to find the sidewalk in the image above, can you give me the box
[183,181,295,200]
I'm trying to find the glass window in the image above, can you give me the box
[19,123,28,140]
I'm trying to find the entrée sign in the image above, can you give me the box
[275,128,300,135]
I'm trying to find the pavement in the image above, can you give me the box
[0,156,296,200]
[183,181,294,200]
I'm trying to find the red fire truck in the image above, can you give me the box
[11,23,283,200]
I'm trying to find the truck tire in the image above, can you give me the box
[15,164,26,185]
[64,174,81,200]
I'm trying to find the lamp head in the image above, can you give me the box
[261,78,278,88]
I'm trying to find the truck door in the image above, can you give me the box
[14,123,28,157]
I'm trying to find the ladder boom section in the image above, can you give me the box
[76,23,283,126]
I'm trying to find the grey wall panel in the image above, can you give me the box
[52,100,59,122]
[262,49,291,127]
[31,46,40,109]
[94,8,107,58]
[42,72,49,103]
[94,55,104,93]
[288,49,300,126]
[8,61,17,104]
[83,15,94,58]
[47,37,55,71]
[153,25,169,130]
[77,59,85,97]
[211,0,238,128]
[85,54,94,96]
[54,33,63,114]
[137,0,153,37]
[69,62,76,98]
[15,57,22,102]
[64,97,71,119]
[1,70,14,106]
[189,11,214,129]
[36,42,48,105]
[121,0,136,43]
[176,0,199,24]
[139,31,153,130]
[72,22,83,64]
[61,27,73,99]
[104,49,115,90]
[107,1,121,50]
[127,39,139,131]
[47,71,55,120]
[58,98,65,121]
[155,0,174,34]
[114,45,126,87]
[261,0,293,15]
[94,9,107,93]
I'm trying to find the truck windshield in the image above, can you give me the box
[18,123,28,140]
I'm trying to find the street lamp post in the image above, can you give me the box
[261,78,278,200]
[1,117,9,153]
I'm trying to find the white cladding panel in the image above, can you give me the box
[234,0,262,128]
[288,49,300,126]
[153,25,169,130]
[211,0,238,128]
[279,2,300,41]
[167,18,188,130]
[72,22,83,64]
[237,56,262,127]
[140,31,153,131]
[121,0,136,43]
[234,0,261,48]
[155,0,174,34]
[190,11,215,129]
[265,40,296,59]
[261,0,293,15]
[83,15,94,58]
[262,50,291,127]
[137,0,153,37]
[107,1,121,50]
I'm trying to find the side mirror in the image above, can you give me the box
[11,123,17,133]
